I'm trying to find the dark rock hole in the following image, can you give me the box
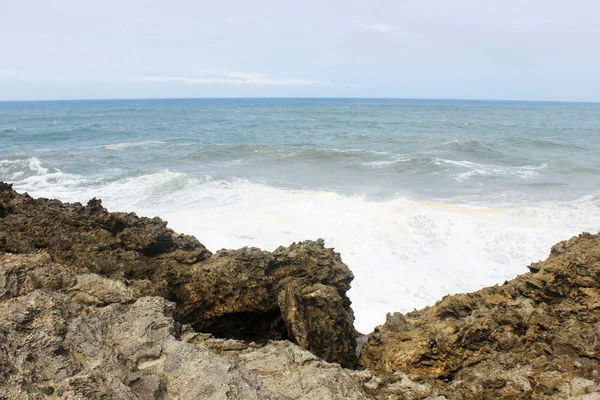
[194,311,292,343]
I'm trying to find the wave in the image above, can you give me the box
[441,139,510,159]
[186,144,392,164]
[327,148,390,156]
[359,155,548,181]
[0,157,89,202]
[3,157,599,332]
[157,179,599,332]
[0,157,52,180]
[103,140,166,150]
[503,136,588,151]
[362,159,405,168]
[433,158,548,181]
[5,161,598,332]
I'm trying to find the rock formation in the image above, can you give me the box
[2,181,600,399]
[360,232,600,399]
[0,182,369,398]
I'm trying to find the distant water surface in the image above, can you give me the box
[2,98,599,332]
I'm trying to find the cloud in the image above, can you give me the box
[358,22,395,33]
[0,69,320,87]
[355,22,429,44]
[139,70,322,86]
[139,76,244,85]
[0,70,65,83]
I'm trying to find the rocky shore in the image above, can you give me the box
[1,182,599,399]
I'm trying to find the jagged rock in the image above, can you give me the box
[187,336,371,400]
[3,181,600,399]
[175,241,357,367]
[182,329,443,400]
[360,232,600,399]
[0,182,357,368]
[278,281,357,367]
[0,290,279,399]
[0,182,365,399]
[0,286,428,399]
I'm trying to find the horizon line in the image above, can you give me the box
[0,96,599,105]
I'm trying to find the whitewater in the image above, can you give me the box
[1,98,599,333]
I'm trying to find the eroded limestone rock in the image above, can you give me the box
[360,232,600,399]
[3,182,600,399]
[0,182,357,368]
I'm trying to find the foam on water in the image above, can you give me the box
[159,180,600,332]
[0,157,48,178]
[3,98,600,333]
[434,159,548,181]
[103,140,166,150]
[362,158,410,168]
[1,158,89,199]
[7,158,598,332]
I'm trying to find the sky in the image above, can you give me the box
[1,0,599,101]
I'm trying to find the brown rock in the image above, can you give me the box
[278,281,357,367]
[4,181,600,399]
[0,182,357,370]
[360,232,600,399]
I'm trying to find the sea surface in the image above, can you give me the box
[2,98,600,332]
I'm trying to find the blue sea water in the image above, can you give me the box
[1,98,600,332]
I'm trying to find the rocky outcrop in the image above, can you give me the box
[176,242,356,367]
[0,182,357,368]
[3,181,600,399]
[0,182,370,398]
[0,276,440,399]
[360,232,600,399]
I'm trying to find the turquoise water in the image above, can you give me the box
[2,98,599,202]
[2,98,600,332]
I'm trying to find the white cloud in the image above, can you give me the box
[139,70,322,86]
[0,69,320,87]
[0,70,65,82]
[139,76,244,85]
[355,22,428,44]
[358,22,395,33]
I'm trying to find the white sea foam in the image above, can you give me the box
[362,157,411,168]
[434,159,548,181]
[103,140,166,150]
[216,159,246,167]
[362,160,399,168]
[330,148,391,156]
[5,163,600,333]
[1,158,89,200]
[0,157,48,179]
[153,178,599,333]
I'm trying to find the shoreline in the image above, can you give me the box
[2,182,600,398]
[7,173,600,334]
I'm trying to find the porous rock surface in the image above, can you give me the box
[0,182,380,399]
[360,232,600,399]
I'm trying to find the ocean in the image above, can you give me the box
[1,98,599,333]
